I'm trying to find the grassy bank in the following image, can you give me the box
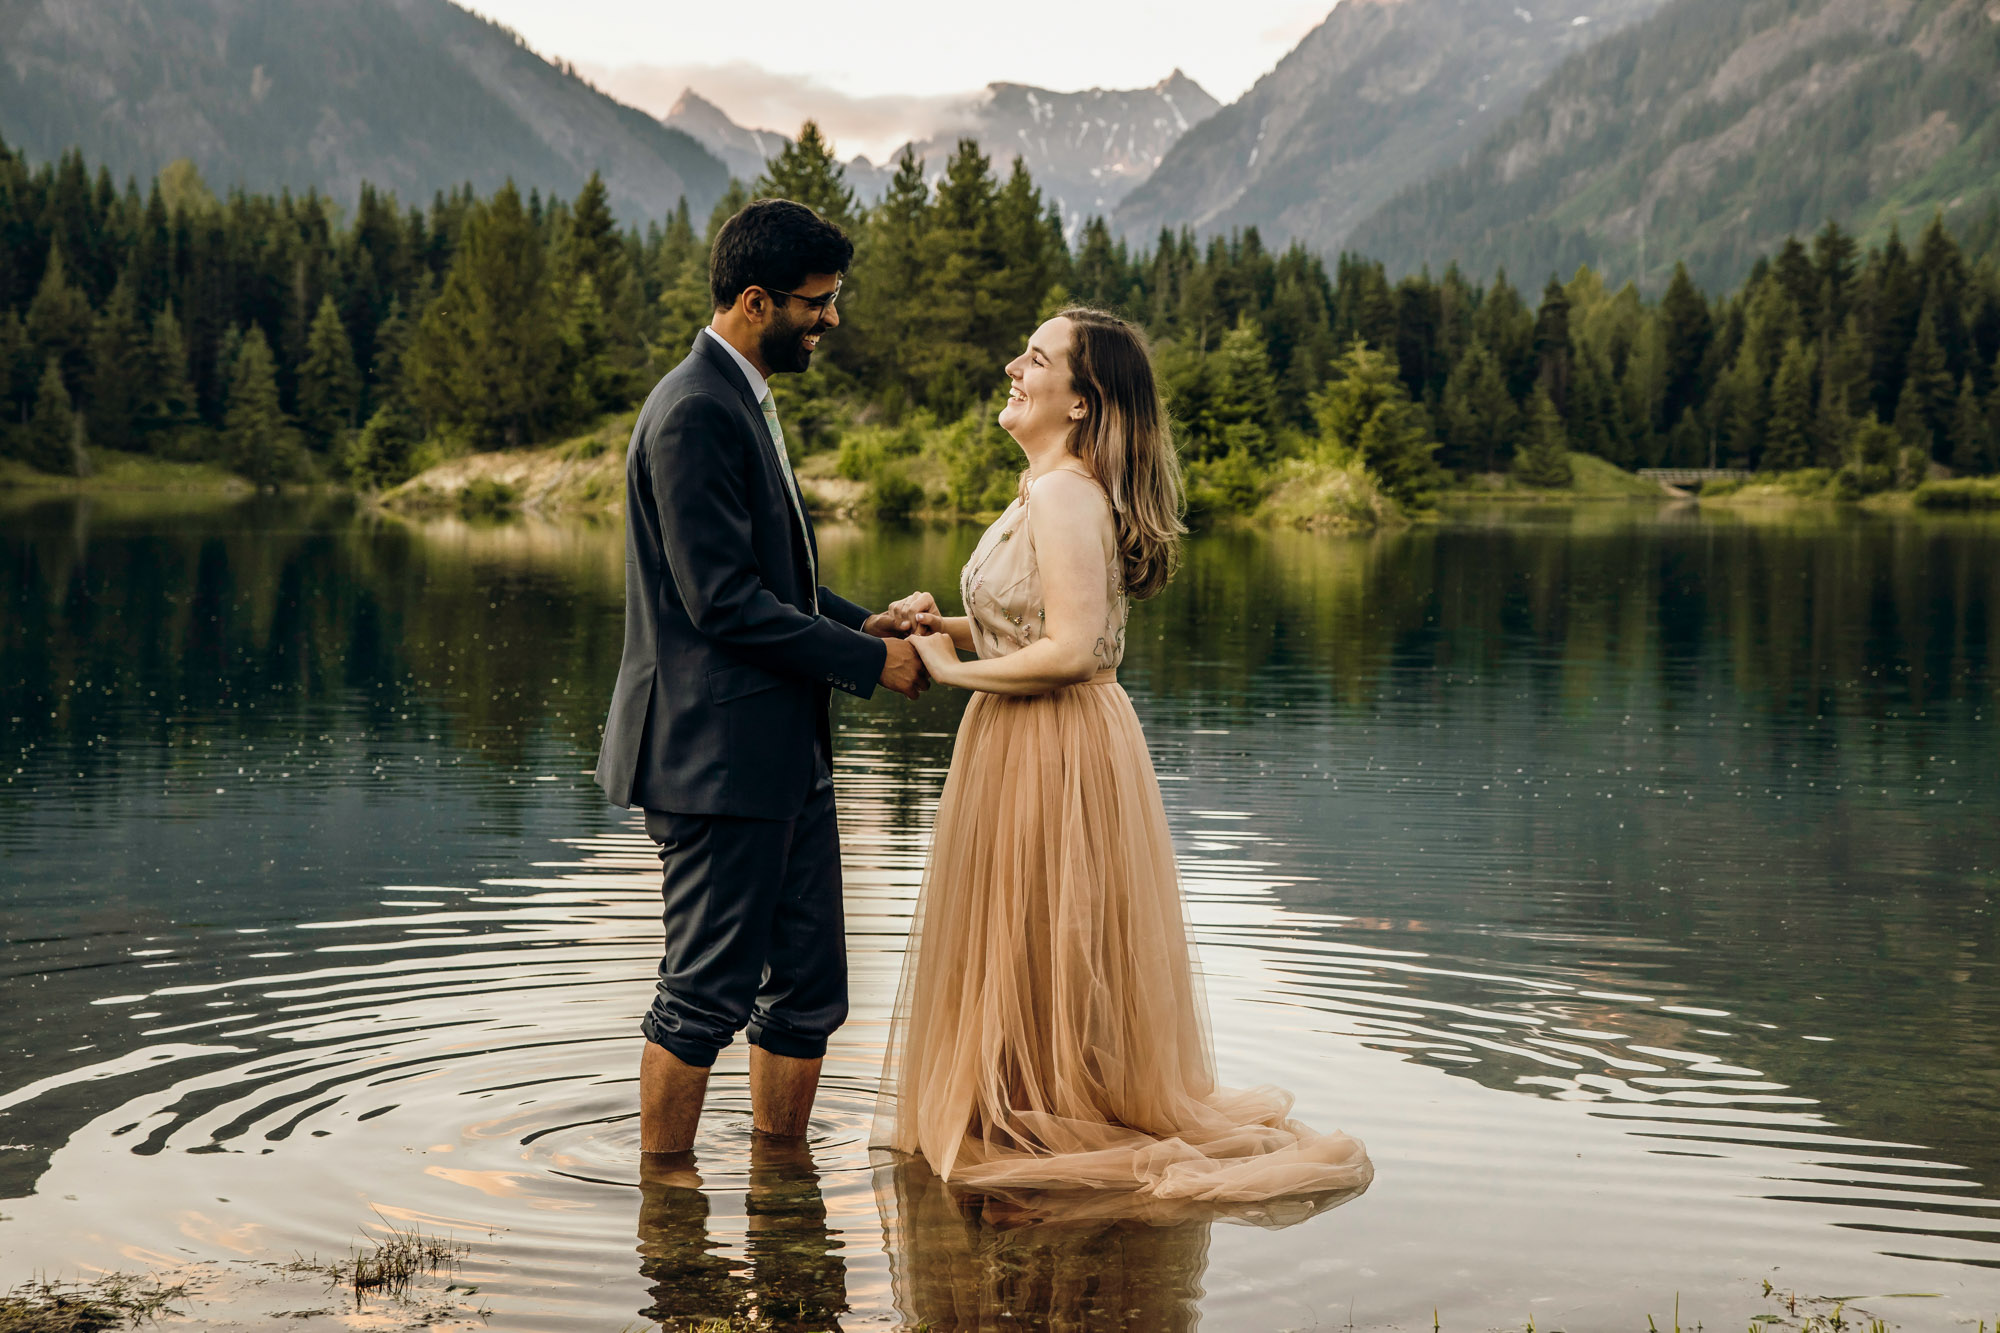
[0,449,250,495]
[1442,451,1670,501]
[1695,469,2000,512]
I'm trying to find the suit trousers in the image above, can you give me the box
[640,765,847,1068]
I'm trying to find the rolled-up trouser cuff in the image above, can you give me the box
[745,1020,828,1061]
[641,1010,723,1068]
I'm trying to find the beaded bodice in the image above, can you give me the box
[957,475,1127,669]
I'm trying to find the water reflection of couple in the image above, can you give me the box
[594,199,1370,1208]
[639,1144,1361,1331]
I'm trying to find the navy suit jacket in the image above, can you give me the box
[595,334,888,818]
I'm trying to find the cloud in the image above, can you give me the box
[577,60,983,163]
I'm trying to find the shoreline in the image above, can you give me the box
[10,445,1998,525]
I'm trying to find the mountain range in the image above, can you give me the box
[1346,0,2000,289]
[0,0,729,223]
[668,72,1223,231]
[1113,0,1668,253]
[5,0,1997,294]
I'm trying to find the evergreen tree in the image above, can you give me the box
[1657,261,1711,431]
[915,140,1004,416]
[1213,313,1281,463]
[1891,379,1931,483]
[755,122,858,229]
[560,173,630,296]
[224,325,303,484]
[1948,375,1991,475]
[137,303,200,449]
[1772,237,1817,333]
[343,400,422,490]
[1812,220,1859,334]
[1566,340,1622,463]
[1474,270,1537,400]
[1511,387,1574,488]
[1762,337,1816,472]
[1816,314,1867,467]
[1531,276,1572,412]
[0,309,32,431]
[85,276,148,452]
[297,294,362,450]
[1901,302,1956,458]
[1439,339,1520,474]
[24,357,79,474]
[406,182,560,447]
[1839,415,1898,495]
[1072,218,1126,310]
[1312,340,1442,507]
[705,180,750,245]
[25,242,94,392]
[1866,225,1921,420]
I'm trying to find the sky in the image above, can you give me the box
[462,0,1338,161]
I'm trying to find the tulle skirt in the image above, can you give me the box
[870,677,1373,1203]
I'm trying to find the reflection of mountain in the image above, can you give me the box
[0,0,729,222]
[1114,0,1665,252]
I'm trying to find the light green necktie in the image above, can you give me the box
[759,394,818,611]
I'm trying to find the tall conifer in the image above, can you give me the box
[1511,387,1574,488]
[224,325,301,484]
[297,295,361,449]
[25,357,78,474]
[1763,338,1816,472]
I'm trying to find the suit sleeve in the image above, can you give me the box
[647,392,888,698]
[818,588,874,632]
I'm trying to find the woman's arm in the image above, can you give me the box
[909,473,1112,696]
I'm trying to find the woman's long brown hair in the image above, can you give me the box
[1055,307,1186,599]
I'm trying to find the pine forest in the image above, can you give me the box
[3,123,2000,521]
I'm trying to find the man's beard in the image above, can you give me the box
[760,312,825,374]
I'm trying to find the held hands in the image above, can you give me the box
[867,590,955,698]
[864,590,940,639]
[877,636,929,700]
[906,628,960,685]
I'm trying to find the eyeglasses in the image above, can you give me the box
[759,279,842,314]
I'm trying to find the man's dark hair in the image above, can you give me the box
[709,199,854,311]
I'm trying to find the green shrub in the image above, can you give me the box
[459,477,519,517]
[936,396,1021,513]
[1184,448,1269,525]
[835,417,926,481]
[1912,477,2000,510]
[866,466,923,519]
[341,403,423,489]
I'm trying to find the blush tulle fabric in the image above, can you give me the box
[871,484,1373,1204]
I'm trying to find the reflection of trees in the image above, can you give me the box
[2,499,632,809]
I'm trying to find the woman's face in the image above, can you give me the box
[999,317,1082,443]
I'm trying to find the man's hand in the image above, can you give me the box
[878,636,928,699]
[864,590,941,638]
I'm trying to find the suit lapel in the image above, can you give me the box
[689,335,817,600]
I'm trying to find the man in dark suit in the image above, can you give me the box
[596,199,925,1157]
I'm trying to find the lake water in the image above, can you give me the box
[2,495,1997,1332]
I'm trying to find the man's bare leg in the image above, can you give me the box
[749,1046,822,1137]
[641,1040,710,1154]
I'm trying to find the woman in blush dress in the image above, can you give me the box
[870,307,1373,1203]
